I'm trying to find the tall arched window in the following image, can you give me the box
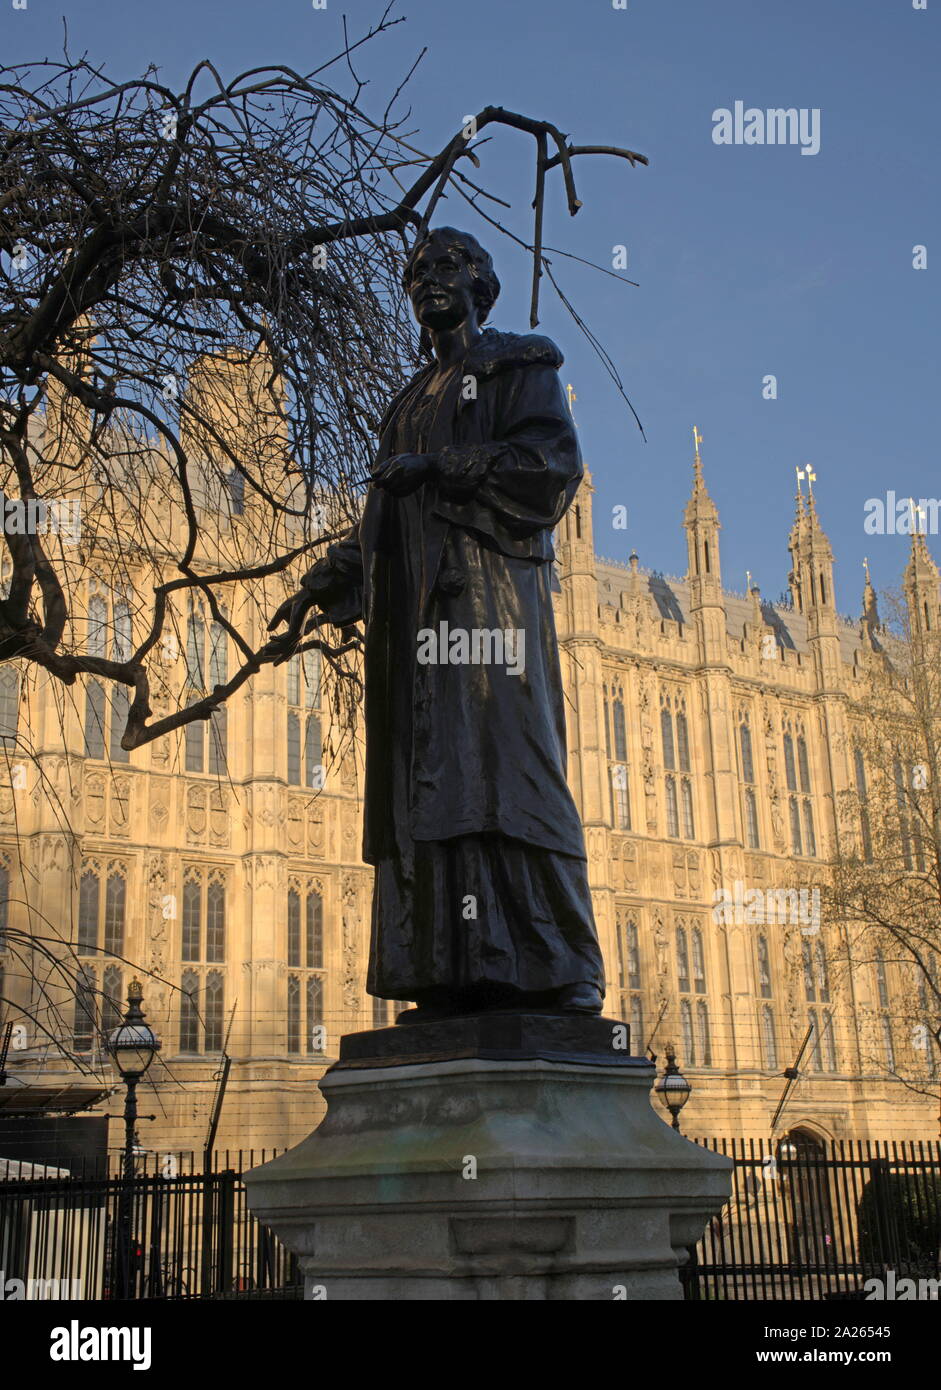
[227,468,246,515]
[184,608,228,773]
[179,869,228,1052]
[605,681,631,830]
[783,720,815,857]
[286,882,327,1054]
[206,877,226,962]
[102,964,124,1036]
[109,599,132,764]
[665,778,679,838]
[894,760,914,870]
[288,651,322,788]
[0,668,19,747]
[78,868,100,955]
[677,922,708,1065]
[205,970,224,1053]
[740,721,754,784]
[744,789,759,849]
[306,891,323,969]
[616,912,642,1026]
[611,763,631,830]
[681,998,695,1067]
[307,976,323,1053]
[287,712,301,786]
[662,693,695,840]
[287,888,301,968]
[612,695,628,762]
[676,712,690,772]
[77,863,126,958]
[304,715,322,789]
[691,928,706,993]
[783,732,797,791]
[681,779,695,839]
[182,876,201,961]
[626,919,641,990]
[84,680,106,759]
[180,969,200,1052]
[84,593,108,759]
[208,621,228,775]
[802,801,817,857]
[73,966,97,1053]
[676,927,690,994]
[104,871,126,957]
[661,706,675,770]
[696,1000,712,1066]
[740,716,760,849]
[287,976,301,1053]
[797,736,811,793]
[821,1009,838,1071]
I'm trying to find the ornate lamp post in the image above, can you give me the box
[655,1043,691,1133]
[655,1044,697,1295]
[107,980,159,1298]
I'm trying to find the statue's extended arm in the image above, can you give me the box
[266,526,364,658]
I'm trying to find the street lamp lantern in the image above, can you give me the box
[108,979,159,1080]
[655,1043,691,1131]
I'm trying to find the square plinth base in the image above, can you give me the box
[245,1019,732,1301]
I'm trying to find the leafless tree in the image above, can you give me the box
[826,585,941,1102]
[0,15,647,754]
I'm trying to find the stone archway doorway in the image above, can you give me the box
[778,1127,838,1271]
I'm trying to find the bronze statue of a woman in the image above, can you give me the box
[268,227,605,1017]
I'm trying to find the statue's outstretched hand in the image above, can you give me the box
[263,588,318,663]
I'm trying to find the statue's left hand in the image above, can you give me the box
[262,588,318,663]
[371,453,436,497]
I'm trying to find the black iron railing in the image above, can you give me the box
[0,1151,301,1300]
[687,1137,941,1301]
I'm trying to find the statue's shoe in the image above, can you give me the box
[557,983,604,1015]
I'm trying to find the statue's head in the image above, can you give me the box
[403,227,500,334]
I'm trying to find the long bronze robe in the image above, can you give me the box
[303,329,605,1005]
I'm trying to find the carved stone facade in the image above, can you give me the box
[1,455,938,1157]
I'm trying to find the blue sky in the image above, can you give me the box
[4,0,938,614]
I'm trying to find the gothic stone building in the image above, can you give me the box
[1,432,938,1161]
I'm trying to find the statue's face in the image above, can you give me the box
[406,242,478,332]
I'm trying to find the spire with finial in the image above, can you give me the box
[683,427,723,641]
[684,426,719,530]
[861,556,880,636]
[788,464,833,613]
[903,506,941,634]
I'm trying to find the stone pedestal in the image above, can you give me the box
[244,1013,732,1300]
